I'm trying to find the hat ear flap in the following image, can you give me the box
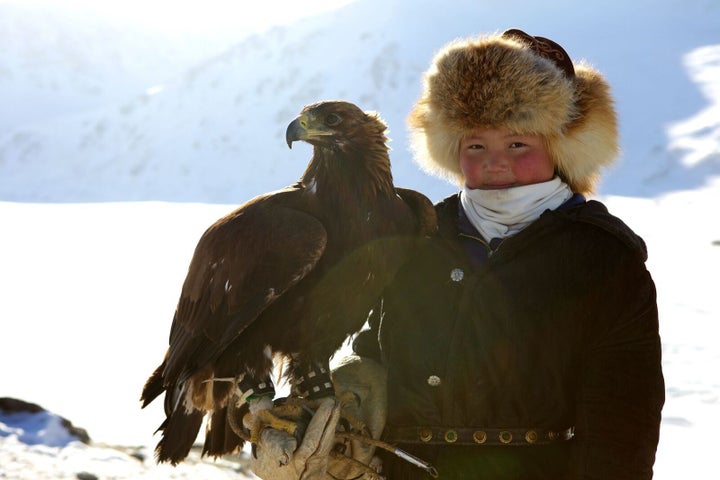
[409,103,465,186]
[550,64,619,194]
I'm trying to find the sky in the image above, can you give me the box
[5,0,357,37]
[1,0,719,478]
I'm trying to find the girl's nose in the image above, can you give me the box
[483,151,509,171]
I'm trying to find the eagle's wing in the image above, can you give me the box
[396,187,438,236]
[162,197,327,385]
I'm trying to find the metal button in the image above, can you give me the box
[525,430,538,443]
[450,268,464,282]
[444,430,458,443]
[499,431,513,444]
[473,431,487,444]
[427,375,441,387]
[419,429,433,442]
[547,430,558,441]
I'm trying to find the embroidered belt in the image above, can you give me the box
[383,425,575,446]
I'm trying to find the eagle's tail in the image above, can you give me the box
[154,406,205,464]
[202,403,247,458]
[140,361,165,408]
[141,363,207,465]
[153,381,205,465]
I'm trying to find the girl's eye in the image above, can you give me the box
[325,113,342,126]
[467,144,484,150]
[509,142,527,148]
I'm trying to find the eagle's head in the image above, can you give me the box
[285,100,388,153]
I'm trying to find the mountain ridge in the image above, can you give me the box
[1,0,718,203]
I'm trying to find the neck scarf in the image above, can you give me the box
[460,176,573,241]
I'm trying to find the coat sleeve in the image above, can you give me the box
[570,249,665,479]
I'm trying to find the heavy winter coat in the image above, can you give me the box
[354,194,664,479]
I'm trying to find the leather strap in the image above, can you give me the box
[294,361,334,399]
[237,374,275,403]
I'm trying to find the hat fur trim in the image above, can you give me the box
[408,33,619,194]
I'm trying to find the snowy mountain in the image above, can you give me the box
[0,1,250,130]
[1,0,718,204]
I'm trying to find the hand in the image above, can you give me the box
[327,355,387,479]
[250,356,387,480]
[251,397,341,480]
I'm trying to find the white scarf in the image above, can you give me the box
[460,176,573,242]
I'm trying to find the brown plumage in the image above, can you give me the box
[140,100,436,464]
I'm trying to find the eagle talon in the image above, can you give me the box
[240,394,368,446]
[272,394,370,436]
[336,390,371,436]
[244,407,299,444]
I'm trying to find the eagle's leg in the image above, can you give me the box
[234,362,370,445]
[234,373,297,444]
[290,360,371,436]
[291,359,335,399]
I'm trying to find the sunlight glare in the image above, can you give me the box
[53,0,357,34]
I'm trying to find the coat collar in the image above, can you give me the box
[434,193,647,262]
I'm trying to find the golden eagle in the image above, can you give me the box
[140,100,436,464]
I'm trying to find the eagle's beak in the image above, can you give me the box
[285,115,308,149]
[286,113,333,149]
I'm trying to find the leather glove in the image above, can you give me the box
[251,396,341,480]
[327,355,387,479]
[250,356,387,480]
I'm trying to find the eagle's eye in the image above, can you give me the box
[325,113,342,127]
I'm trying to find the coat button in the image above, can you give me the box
[473,431,487,444]
[444,430,458,443]
[419,429,433,442]
[450,268,464,282]
[427,375,441,387]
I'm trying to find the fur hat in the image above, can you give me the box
[408,29,618,194]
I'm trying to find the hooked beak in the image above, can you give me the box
[285,113,334,149]
[285,116,306,149]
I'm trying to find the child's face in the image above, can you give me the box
[459,127,555,190]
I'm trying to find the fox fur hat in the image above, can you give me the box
[408,29,619,194]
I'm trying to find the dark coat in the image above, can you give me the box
[354,194,664,479]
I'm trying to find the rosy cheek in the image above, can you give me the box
[459,156,474,174]
[514,153,553,181]
[460,156,484,188]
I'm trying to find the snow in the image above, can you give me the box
[1,410,80,448]
[1,0,719,478]
[0,436,250,479]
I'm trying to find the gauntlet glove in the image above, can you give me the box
[251,396,341,480]
[250,356,387,480]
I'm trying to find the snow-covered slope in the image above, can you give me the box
[1,0,718,203]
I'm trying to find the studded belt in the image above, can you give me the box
[383,425,575,446]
